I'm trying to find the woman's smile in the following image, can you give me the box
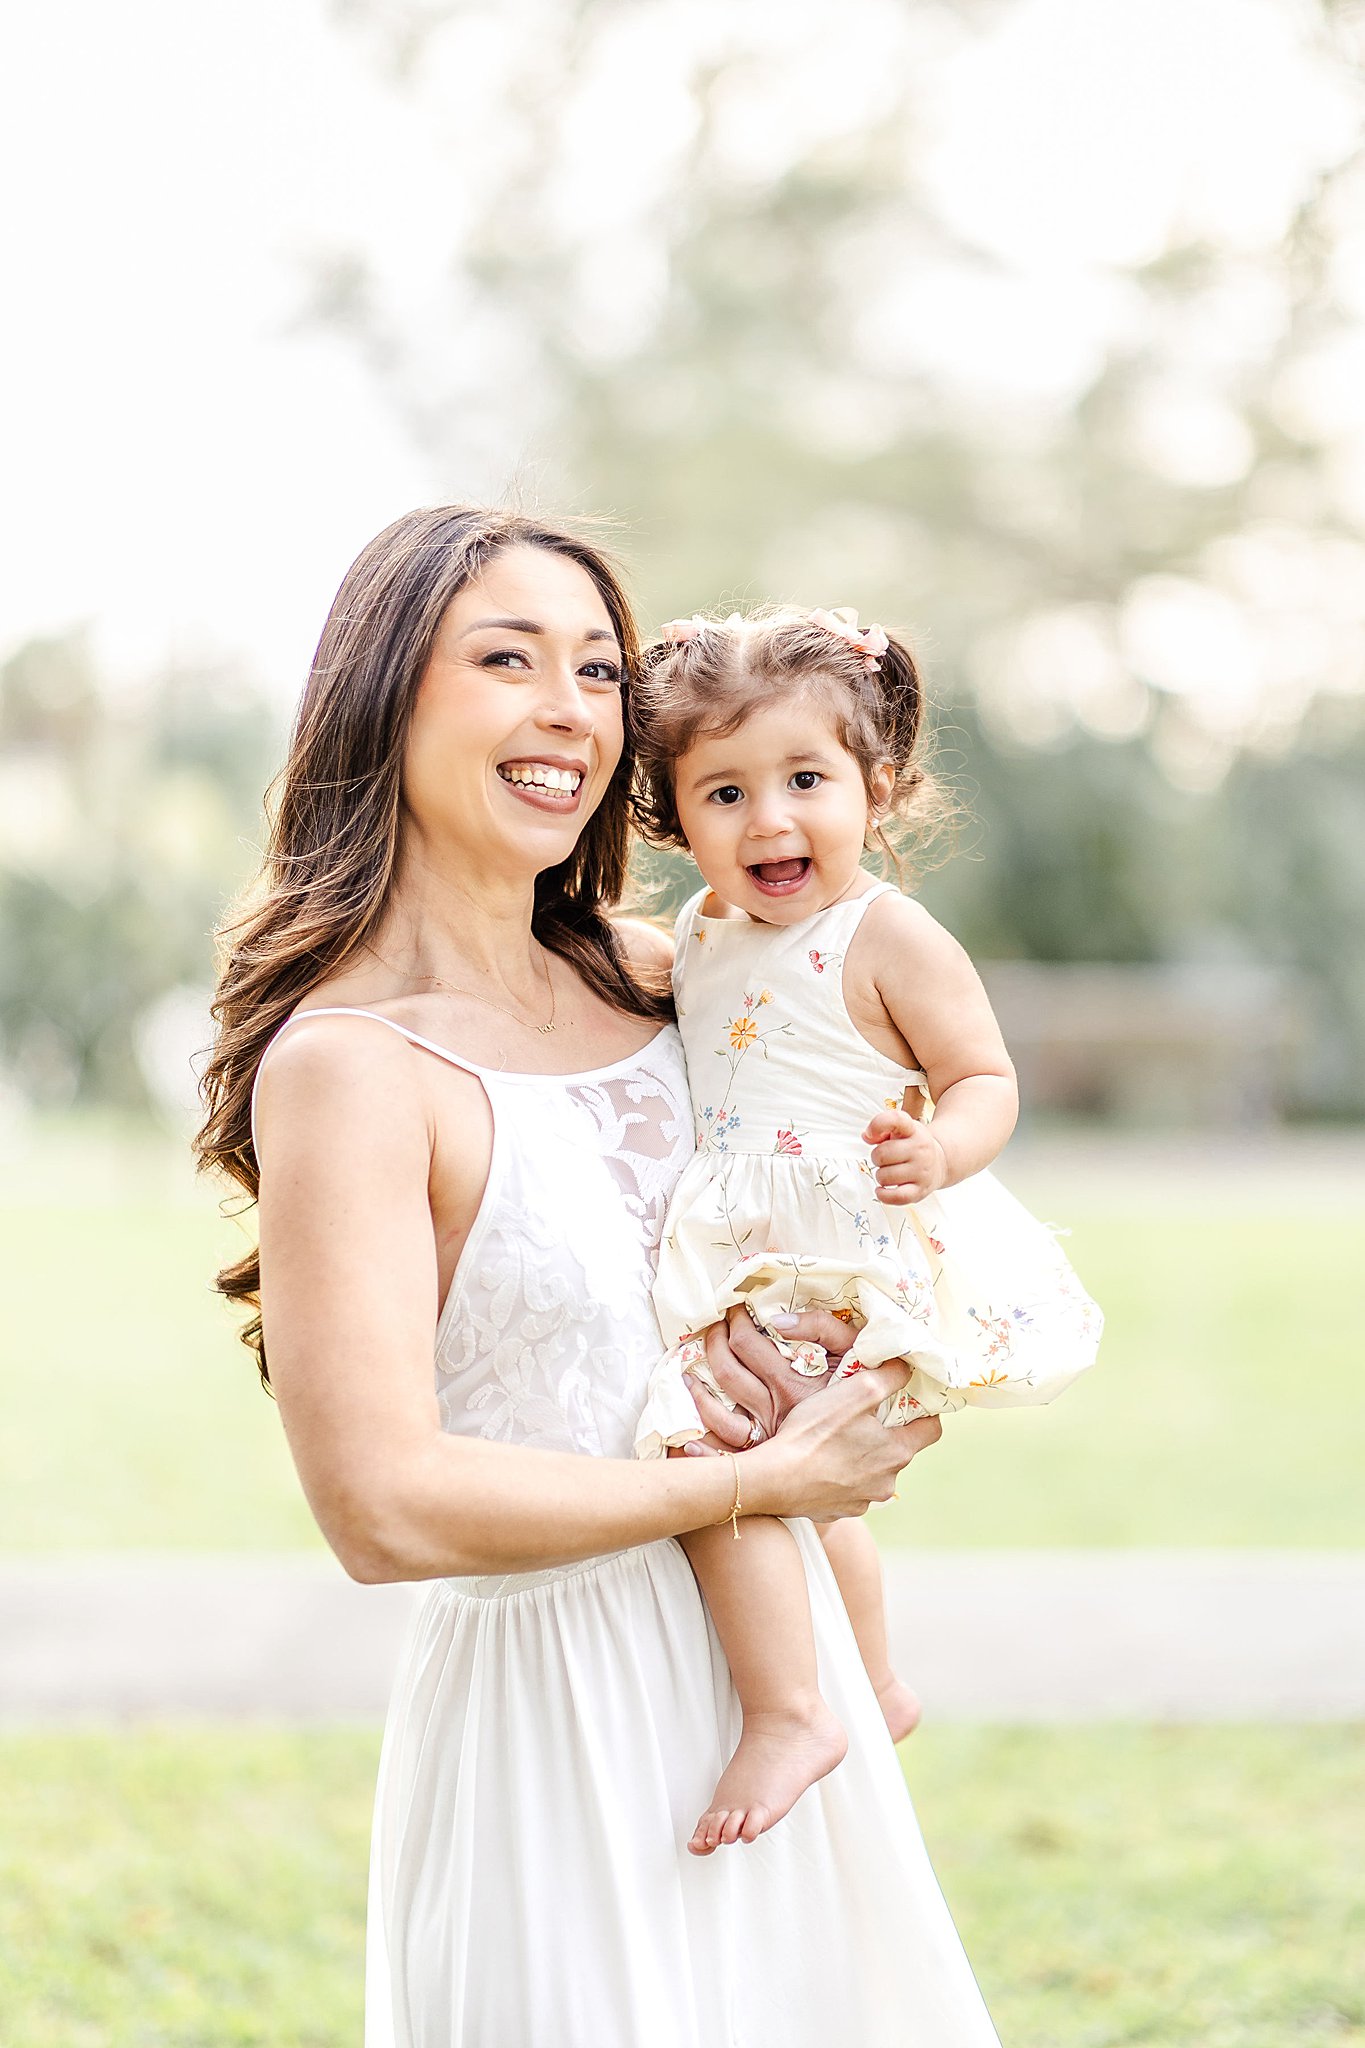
[496,755,588,811]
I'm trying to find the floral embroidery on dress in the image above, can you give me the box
[967,1305,1035,1362]
[893,1269,935,1320]
[699,988,791,1151]
[697,1105,742,1150]
[811,1161,899,1255]
[634,885,1102,1461]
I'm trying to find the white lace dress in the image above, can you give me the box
[252,1007,1001,2048]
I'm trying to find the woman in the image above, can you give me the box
[196,506,1000,2047]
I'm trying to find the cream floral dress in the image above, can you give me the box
[634,882,1102,1458]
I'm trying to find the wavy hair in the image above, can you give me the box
[195,504,669,1386]
[631,605,956,874]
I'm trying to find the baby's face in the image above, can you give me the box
[672,693,875,924]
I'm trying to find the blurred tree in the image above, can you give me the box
[7,1,1363,1118]
[307,0,1365,1113]
[0,633,281,1110]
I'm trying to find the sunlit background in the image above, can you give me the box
[2,4,1364,2043]
[4,0,1365,1126]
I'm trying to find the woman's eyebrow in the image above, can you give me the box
[459,615,618,643]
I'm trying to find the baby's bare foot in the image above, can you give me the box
[688,1699,847,1856]
[874,1674,922,1743]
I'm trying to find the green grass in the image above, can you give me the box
[0,1728,373,2048]
[908,1724,1365,2045]
[0,1725,1360,2046]
[5,1188,1362,1551]
[1,1202,319,1551]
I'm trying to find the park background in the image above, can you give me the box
[2,0,1363,2041]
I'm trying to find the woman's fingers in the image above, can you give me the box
[823,1357,913,1413]
[688,1379,756,1450]
[702,1320,781,1435]
[893,1414,943,1460]
[761,1308,857,1358]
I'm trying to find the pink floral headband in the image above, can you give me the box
[659,605,888,673]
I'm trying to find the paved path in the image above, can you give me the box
[2,1550,1362,1725]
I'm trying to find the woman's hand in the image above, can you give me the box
[684,1304,856,1449]
[675,1305,942,1522]
[730,1364,941,1522]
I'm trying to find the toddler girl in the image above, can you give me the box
[631,605,1102,1855]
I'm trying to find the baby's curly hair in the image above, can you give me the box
[631,605,953,874]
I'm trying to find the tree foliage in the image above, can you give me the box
[5,1,1364,1113]
[0,635,281,1110]
[306,0,1365,1111]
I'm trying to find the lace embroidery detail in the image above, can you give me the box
[434,1035,692,1461]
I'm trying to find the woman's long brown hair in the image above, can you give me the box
[194,504,671,1387]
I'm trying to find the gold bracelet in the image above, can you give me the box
[723,1451,742,1540]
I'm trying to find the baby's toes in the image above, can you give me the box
[688,1809,724,1856]
[719,1808,747,1847]
[739,1806,771,1844]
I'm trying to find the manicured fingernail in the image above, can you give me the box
[682,1441,703,1455]
[769,1314,799,1332]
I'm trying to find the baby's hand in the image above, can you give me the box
[861,1105,947,1206]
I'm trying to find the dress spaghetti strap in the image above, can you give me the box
[249,1006,483,1164]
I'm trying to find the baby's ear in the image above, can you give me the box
[869,760,896,811]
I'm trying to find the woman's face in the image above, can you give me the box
[403,544,626,883]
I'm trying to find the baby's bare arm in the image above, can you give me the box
[849,892,1018,1197]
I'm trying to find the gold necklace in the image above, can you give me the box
[364,943,559,1034]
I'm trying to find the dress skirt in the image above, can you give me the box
[366,1523,1000,2048]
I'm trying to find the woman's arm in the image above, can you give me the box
[253,1019,926,1584]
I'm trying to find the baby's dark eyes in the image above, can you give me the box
[705,771,823,804]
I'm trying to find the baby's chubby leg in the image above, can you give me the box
[815,1518,921,1742]
[680,1516,847,1854]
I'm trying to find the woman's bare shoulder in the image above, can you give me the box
[253,1010,439,1166]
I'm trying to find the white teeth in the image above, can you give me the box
[500,764,583,792]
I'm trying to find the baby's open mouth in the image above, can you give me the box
[746,859,811,891]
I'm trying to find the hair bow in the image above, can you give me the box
[660,611,747,646]
[659,615,708,645]
[808,607,889,673]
